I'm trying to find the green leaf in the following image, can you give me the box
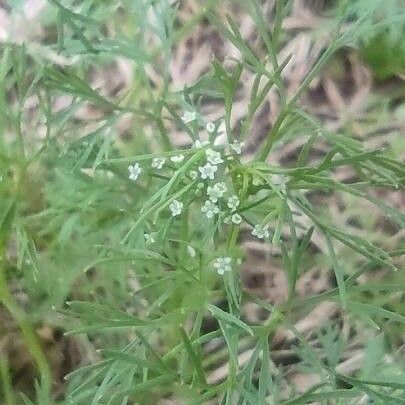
[324,232,347,308]
[44,68,121,111]
[348,301,405,325]
[206,304,254,336]
[284,389,360,404]
[100,350,169,374]
[258,338,272,404]
[179,327,207,386]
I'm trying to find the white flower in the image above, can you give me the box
[128,163,141,181]
[193,140,210,149]
[169,200,183,217]
[207,182,228,202]
[144,233,155,243]
[189,170,198,180]
[214,182,227,193]
[170,154,185,163]
[231,213,242,224]
[252,224,270,239]
[201,200,220,219]
[151,157,166,169]
[187,245,196,258]
[230,141,244,155]
[206,122,215,133]
[223,215,231,224]
[198,163,217,180]
[227,195,240,211]
[181,111,197,124]
[206,148,223,165]
[207,186,220,202]
[213,257,232,275]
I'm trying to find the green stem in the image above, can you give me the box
[0,262,52,397]
[0,353,15,405]
[256,109,288,161]
[256,39,339,162]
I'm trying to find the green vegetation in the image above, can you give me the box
[0,0,404,404]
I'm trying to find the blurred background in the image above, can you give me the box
[0,0,404,403]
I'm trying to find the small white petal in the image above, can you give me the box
[231,213,242,224]
[171,154,185,163]
[169,200,183,217]
[206,148,223,165]
[213,256,233,275]
[206,122,215,133]
[198,163,217,180]
[207,182,227,202]
[151,157,166,169]
[187,245,196,258]
[227,196,240,211]
[252,224,269,239]
[144,233,155,243]
[207,186,219,203]
[201,200,220,219]
[230,141,244,155]
[128,163,141,181]
[193,140,210,149]
[181,111,197,124]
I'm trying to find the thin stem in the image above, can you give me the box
[0,353,15,405]
[256,37,340,162]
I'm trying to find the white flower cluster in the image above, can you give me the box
[223,212,242,225]
[196,148,224,181]
[194,148,243,221]
[207,182,227,202]
[126,113,276,281]
[126,110,275,281]
[206,148,223,165]
[171,154,185,163]
[213,256,232,275]
[151,157,165,169]
[201,200,220,218]
[128,111,247,226]
[227,195,240,211]
[181,110,197,124]
[128,163,141,181]
[252,224,270,239]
